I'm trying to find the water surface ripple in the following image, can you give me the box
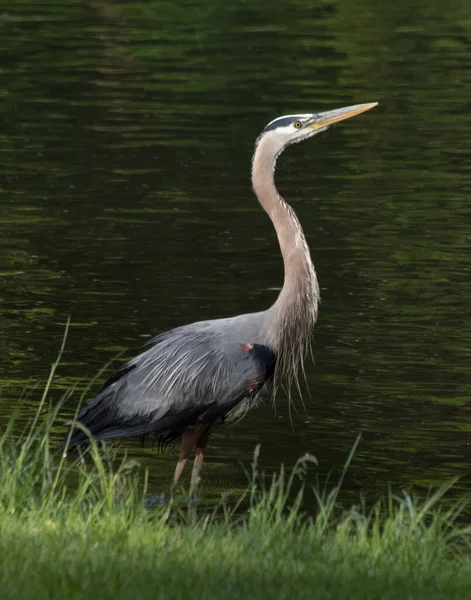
[2,0,471,500]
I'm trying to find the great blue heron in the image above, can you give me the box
[61,103,377,495]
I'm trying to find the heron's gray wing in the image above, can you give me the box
[61,325,275,449]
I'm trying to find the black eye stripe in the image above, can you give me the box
[263,117,302,133]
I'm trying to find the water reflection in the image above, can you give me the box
[1,0,471,501]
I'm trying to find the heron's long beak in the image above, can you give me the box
[307,102,378,130]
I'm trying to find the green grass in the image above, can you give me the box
[1,415,471,600]
[1,333,471,599]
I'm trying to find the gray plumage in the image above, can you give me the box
[61,103,377,494]
[67,317,274,445]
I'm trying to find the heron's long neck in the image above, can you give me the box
[252,135,319,386]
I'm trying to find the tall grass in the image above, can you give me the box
[1,351,471,598]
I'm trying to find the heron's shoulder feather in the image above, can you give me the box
[127,319,274,409]
[61,317,275,448]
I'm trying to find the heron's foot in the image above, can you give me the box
[143,493,170,507]
[168,486,202,504]
[186,491,203,504]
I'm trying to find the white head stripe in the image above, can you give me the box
[264,113,312,130]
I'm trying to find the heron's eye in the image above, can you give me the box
[294,121,302,129]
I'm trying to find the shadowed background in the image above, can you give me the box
[1,0,471,500]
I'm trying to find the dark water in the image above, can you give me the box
[2,0,471,501]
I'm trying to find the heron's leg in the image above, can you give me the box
[171,426,205,492]
[189,430,210,497]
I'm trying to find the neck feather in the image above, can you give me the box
[251,134,320,390]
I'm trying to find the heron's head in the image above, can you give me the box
[257,103,378,156]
